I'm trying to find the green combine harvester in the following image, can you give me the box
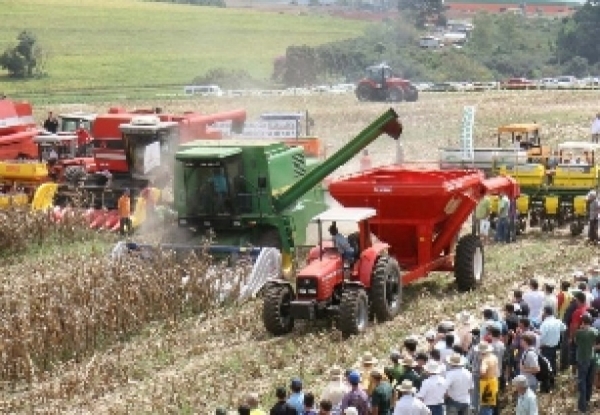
[136,109,402,273]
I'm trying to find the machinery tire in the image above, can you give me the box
[387,87,404,102]
[541,221,549,232]
[355,84,373,102]
[454,234,484,292]
[404,86,419,102]
[262,283,295,336]
[570,222,583,237]
[338,288,369,337]
[517,218,527,235]
[64,165,87,185]
[369,256,402,322]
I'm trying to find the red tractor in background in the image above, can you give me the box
[355,64,419,103]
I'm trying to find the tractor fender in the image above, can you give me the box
[264,278,294,292]
[358,242,390,287]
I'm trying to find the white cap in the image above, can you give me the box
[344,408,359,415]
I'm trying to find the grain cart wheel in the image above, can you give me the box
[262,283,295,336]
[454,234,484,292]
[63,165,87,185]
[387,87,404,102]
[338,288,369,337]
[370,256,402,322]
[355,84,373,102]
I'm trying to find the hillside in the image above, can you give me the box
[0,0,366,96]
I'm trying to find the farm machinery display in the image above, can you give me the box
[355,64,419,103]
[261,109,520,337]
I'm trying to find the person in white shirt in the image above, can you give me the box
[445,353,473,415]
[513,375,538,415]
[392,380,431,415]
[320,365,350,412]
[591,113,600,144]
[417,362,447,415]
[523,279,545,324]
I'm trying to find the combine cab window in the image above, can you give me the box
[124,127,177,176]
[60,118,92,133]
[181,156,248,216]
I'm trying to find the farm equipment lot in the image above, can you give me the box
[1,90,599,413]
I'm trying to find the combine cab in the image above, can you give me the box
[355,64,419,103]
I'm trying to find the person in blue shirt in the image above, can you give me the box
[329,223,355,262]
[287,378,304,414]
[208,167,229,213]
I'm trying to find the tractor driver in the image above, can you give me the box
[329,223,355,263]
[208,167,228,213]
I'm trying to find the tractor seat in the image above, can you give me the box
[347,232,361,260]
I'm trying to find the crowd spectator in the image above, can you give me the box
[303,393,317,415]
[247,393,266,415]
[542,282,557,316]
[557,281,573,319]
[397,356,422,390]
[340,371,369,415]
[416,361,446,415]
[523,279,545,324]
[455,311,475,352]
[320,366,349,413]
[369,368,392,415]
[575,313,599,413]
[538,305,565,383]
[415,352,429,377]
[319,400,332,415]
[477,341,499,415]
[357,352,378,395]
[512,375,538,415]
[444,353,473,415]
[403,336,419,360]
[43,111,59,134]
[519,334,540,391]
[288,378,305,414]
[270,387,297,415]
[392,380,429,415]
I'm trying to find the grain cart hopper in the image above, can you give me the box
[262,153,519,337]
[125,109,403,280]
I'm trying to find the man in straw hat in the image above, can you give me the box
[356,351,378,396]
[512,375,538,415]
[416,361,447,415]
[320,365,350,413]
[445,352,473,415]
[392,380,430,415]
[475,341,499,415]
[455,311,476,353]
[370,367,393,415]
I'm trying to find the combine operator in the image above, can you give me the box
[329,223,355,263]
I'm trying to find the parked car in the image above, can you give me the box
[538,78,558,89]
[502,78,536,90]
[555,76,578,89]
[428,82,460,92]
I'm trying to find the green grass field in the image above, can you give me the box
[0,0,366,97]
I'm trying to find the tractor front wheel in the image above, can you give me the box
[370,256,402,322]
[355,84,373,102]
[338,288,368,337]
[570,221,584,237]
[404,86,419,102]
[262,283,295,336]
[454,234,484,292]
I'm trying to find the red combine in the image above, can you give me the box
[262,108,519,337]
[0,99,39,160]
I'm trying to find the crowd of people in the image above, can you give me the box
[219,266,600,415]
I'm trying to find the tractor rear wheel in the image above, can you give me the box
[454,234,484,292]
[570,221,584,236]
[355,84,373,102]
[387,87,404,102]
[338,288,368,337]
[404,86,419,102]
[370,256,402,322]
[64,165,87,185]
[262,283,295,336]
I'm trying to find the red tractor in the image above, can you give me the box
[263,207,401,336]
[355,64,419,103]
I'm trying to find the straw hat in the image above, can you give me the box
[446,352,467,367]
[401,356,417,367]
[404,334,419,343]
[423,361,443,374]
[328,365,343,380]
[456,311,476,326]
[475,341,493,354]
[396,379,417,393]
[512,375,528,386]
[424,330,436,341]
[361,352,378,366]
